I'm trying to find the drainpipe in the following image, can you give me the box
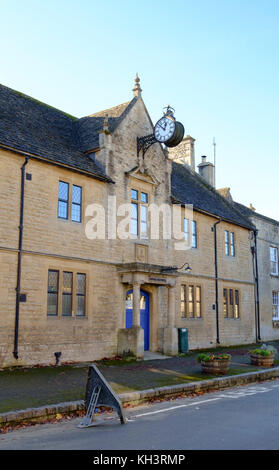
[253,229,261,341]
[213,218,222,344]
[14,156,29,359]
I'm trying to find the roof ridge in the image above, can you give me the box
[0,83,78,120]
[235,201,279,226]
[171,161,255,229]
[88,100,132,118]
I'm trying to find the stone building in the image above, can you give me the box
[230,196,279,342]
[0,77,259,367]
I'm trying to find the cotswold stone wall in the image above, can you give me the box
[251,216,279,341]
[0,97,257,366]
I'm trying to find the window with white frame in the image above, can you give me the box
[184,219,197,248]
[270,247,279,275]
[225,230,235,257]
[272,291,279,320]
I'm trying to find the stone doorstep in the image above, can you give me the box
[1,367,279,428]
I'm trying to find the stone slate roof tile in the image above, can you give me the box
[75,98,137,152]
[234,201,279,227]
[171,161,255,230]
[0,84,112,182]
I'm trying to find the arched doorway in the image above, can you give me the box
[126,289,150,351]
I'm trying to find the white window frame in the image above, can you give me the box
[270,247,279,276]
[184,218,197,249]
[272,291,279,320]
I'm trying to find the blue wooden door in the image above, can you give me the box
[126,289,150,351]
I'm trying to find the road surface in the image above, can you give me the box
[1,379,279,450]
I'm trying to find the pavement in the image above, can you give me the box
[1,341,279,418]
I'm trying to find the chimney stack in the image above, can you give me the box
[168,135,195,170]
[198,155,215,187]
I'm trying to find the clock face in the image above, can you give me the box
[154,117,176,143]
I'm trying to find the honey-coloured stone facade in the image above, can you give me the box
[0,85,262,367]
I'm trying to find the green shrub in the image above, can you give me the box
[197,352,231,363]
[250,348,273,356]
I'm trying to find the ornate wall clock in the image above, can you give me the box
[137,106,185,158]
[154,106,184,148]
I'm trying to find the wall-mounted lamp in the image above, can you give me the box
[180,262,192,273]
[161,262,192,274]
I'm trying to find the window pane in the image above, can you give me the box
[63,272,72,291]
[229,289,233,317]
[192,221,197,248]
[196,286,201,317]
[62,272,72,316]
[184,218,189,240]
[48,270,58,292]
[77,274,86,295]
[189,286,194,301]
[131,203,138,235]
[140,295,146,309]
[141,192,148,203]
[188,286,194,317]
[131,203,138,219]
[72,203,81,222]
[272,291,279,319]
[47,293,58,316]
[77,296,85,316]
[72,185,82,204]
[58,181,69,201]
[225,231,229,255]
[126,292,133,309]
[234,290,239,318]
[47,270,58,316]
[181,286,186,317]
[223,288,228,317]
[58,201,68,219]
[131,219,138,236]
[131,189,138,200]
[62,294,72,316]
[270,248,278,274]
[140,206,148,238]
[141,222,148,238]
[230,232,235,256]
[141,205,148,223]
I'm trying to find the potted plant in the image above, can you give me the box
[249,347,275,367]
[197,352,231,375]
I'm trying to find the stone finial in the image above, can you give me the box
[249,203,256,212]
[133,73,142,97]
[103,114,109,131]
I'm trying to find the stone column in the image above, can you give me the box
[168,285,176,327]
[132,281,141,327]
[163,285,178,356]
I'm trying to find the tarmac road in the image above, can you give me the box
[1,379,279,451]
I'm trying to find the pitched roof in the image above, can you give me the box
[75,98,137,152]
[0,83,113,181]
[234,201,279,228]
[171,161,255,230]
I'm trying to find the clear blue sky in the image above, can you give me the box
[1,0,278,219]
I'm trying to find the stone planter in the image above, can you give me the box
[200,359,231,376]
[250,353,275,367]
